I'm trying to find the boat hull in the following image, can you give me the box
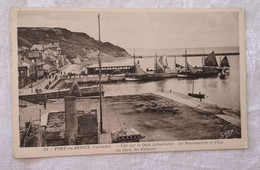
[125,77,140,81]
[188,93,205,99]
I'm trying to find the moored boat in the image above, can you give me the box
[220,55,230,72]
[188,93,205,99]
[188,81,205,100]
[111,125,145,143]
[125,77,140,81]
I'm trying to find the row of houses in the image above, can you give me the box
[18,42,68,88]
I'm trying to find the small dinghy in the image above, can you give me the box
[188,81,205,100]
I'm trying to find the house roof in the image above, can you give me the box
[44,43,61,50]
[30,44,44,51]
[48,54,58,61]
[18,54,34,68]
[35,58,45,65]
[43,63,53,70]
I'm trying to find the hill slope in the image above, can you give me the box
[18,27,131,63]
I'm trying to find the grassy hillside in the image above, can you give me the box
[18,27,131,63]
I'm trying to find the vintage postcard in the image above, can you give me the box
[11,7,247,158]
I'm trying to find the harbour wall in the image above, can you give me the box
[19,86,102,104]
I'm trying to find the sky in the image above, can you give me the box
[18,9,239,51]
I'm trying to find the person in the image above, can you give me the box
[43,100,47,109]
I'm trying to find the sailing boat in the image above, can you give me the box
[154,53,165,73]
[220,55,230,72]
[177,49,192,78]
[219,66,227,79]
[125,53,147,81]
[188,81,205,99]
[203,51,219,75]
[187,51,219,78]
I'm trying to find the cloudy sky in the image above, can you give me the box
[18,9,239,51]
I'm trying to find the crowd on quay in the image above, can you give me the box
[29,70,90,94]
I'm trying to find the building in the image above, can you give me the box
[43,96,98,146]
[35,59,45,79]
[30,44,44,51]
[43,42,61,55]
[86,62,135,75]
[26,51,43,63]
[18,55,36,88]
[18,41,67,87]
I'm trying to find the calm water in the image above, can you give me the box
[100,55,240,111]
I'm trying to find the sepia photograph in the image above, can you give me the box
[11,8,247,158]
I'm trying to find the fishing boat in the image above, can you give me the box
[111,124,145,143]
[188,81,205,99]
[176,49,193,78]
[201,51,219,75]
[126,53,178,81]
[182,51,219,78]
[125,77,140,81]
[220,55,230,72]
[125,54,146,81]
[219,66,229,79]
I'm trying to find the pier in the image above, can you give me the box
[142,52,239,58]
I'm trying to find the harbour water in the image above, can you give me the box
[100,55,240,111]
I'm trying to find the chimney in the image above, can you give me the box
[65,96,78,145]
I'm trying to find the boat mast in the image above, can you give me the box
[133,53,136,65]
[192,81,194,93]
[185,48,188,71]
[203,53,205,70]
[133,53,136,76]
[98,14,103,134]
[154,53,157,72]
[219,56,222,69]
[201,55,203,68]
[174,56,176,70]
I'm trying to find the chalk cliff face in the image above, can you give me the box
[18,27,131,63]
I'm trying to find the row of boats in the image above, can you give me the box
[125,50,231,81]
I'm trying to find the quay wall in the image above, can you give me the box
[51,75,125,89]
[19,86,102,104]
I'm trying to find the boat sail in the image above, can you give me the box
[204,51,219,67]
[201,51,219,76]
[220,56,230,67]
[187,63,198,74]
[158,54,169,69]
[125,62,147,81]
[154,54,168,73]
[176,63,185,69]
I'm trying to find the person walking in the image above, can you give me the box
[43,100,47,109]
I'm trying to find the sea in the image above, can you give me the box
[98,47,240,111]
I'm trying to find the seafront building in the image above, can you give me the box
[18,42,67,88]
